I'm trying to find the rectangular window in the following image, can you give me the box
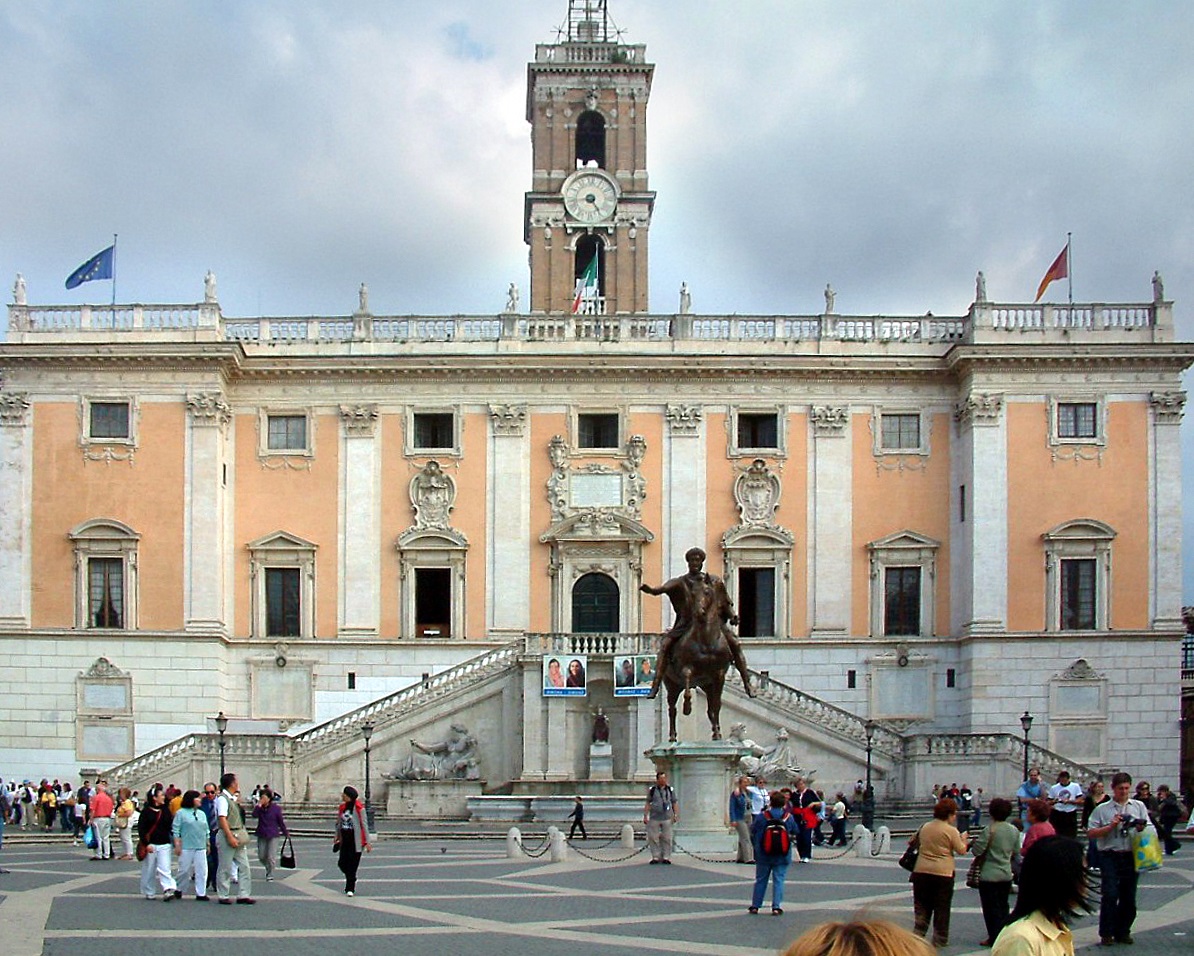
[1057,402,1097,439]
[577,413,619,449]
[267,415,307,451]
[883,566,921,636]
[415,567,451,637]
[347,672,356,690]
[265,568,302,637]
[413,412,455,450]
[89,402,130,440]
[847,669,857,689]
[1060,558,1097,630]
[737,567,775,637]
[880,413,920,451]
[737,412,779,450]
[946,668,956,688]
[88,557,124,628]
[959,485,966,523]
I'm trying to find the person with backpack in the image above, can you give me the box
[748,790,798,915]
[643,770,678,864]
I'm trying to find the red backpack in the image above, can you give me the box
[761,810,791,855]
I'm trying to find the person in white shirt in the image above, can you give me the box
[1087,771,1149,945]
[746,776,769,816]
[1046,770,1083,839]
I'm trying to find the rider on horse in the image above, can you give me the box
[639,547,756,699]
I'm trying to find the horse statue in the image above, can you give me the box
[641,546,758,741]
[660,574,734,741]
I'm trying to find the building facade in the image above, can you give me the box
[1,2,1190,801]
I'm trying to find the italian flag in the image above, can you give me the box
[572,254,599,313]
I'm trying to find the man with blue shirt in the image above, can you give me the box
[1016,766,1044,822]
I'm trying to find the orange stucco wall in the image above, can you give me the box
[529,412,566,633]
[457,411,488,639]
[703,412,809,637]
[379,414,403,637]
[1005,401,1149,631]
[851,412,952,636]
[31,401,186,630]
[233,412,339,638]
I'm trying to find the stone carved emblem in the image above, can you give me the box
[734,459,781,528]
[665,404,702,434]
[1059,658,1103,680]
[187,392,231,428]
[1149,391,1186,424]
[82,657,128,679]
[954,393,1003,428]
[547,434,648,521]
[0,392,31,427]
[339,403,378,436]
[489,403,527,436]
[410,460,456,530]
[811,405,848,436]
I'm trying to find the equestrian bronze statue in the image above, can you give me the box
[640,547,756,741]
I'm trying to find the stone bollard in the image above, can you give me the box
[621,822,636,849]
[549,825,568,862]
[506,827,523,859]
[874,825,892,855]
[852,824,872,856]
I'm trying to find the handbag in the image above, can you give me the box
[898,828,921,872]
[966,852,986,889]
[279,835,296,869]
[135,841,150,861]
[83,823,98,850]
[1131,824,1163,872]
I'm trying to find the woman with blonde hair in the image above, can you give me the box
[783,918,934,956]
[114,787,136,859]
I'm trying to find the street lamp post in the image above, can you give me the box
[362,721,375,831]
[862,720,876,830]
[215,711,228,778]
[1020,711,1034,782]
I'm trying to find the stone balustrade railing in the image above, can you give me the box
[103,733,202,784]
[904,733,1100,781]
[744,670,905,757]
[10,302,1162,346]
[292,639,526,755]
[534,42,647,64]
[524,632,660,657]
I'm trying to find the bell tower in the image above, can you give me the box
[525,1,655,314]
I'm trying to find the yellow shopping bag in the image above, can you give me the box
[1130,824,1163,872]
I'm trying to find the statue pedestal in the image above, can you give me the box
[589,741,613,781]
[384,778,481,820]
[645,740,750,855]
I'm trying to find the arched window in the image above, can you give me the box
[575,110,606,169]
[574,234,605,314]
[572,572,619,633]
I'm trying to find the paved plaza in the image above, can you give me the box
[0,835,1191,956]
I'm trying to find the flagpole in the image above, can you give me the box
[111,233,118,310]
[1069,231,1079,305]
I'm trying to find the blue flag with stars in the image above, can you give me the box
[65,245,115,289]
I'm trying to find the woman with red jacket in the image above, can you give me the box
[333,785,371,896]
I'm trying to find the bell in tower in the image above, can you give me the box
[524,1,655,315]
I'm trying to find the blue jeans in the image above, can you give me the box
[1099,851,1138,940]
[751,858,790,909]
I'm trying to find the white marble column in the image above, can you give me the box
[957,394,1007,634]
[184,393,229,633]
[0,393,32,626]
[488,405,530,635]
[808,406,851,635]
[661,404,705,630]
[1149,391,1185,628]
[339,404,380,636]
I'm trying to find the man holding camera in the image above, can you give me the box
[1087,771,1150,945]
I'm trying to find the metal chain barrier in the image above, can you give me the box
[568,840,649,863]
[515,833,553,859]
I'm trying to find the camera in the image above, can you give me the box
[1119,815,1144,834]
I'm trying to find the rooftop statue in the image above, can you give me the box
[13,273,26,306]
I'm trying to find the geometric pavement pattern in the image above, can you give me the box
[0,837,1190,956]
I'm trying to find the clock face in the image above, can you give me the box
[563,172,618,223]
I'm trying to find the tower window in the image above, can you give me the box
[575,110,606,169]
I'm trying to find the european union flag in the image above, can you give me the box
[65,244,115,289]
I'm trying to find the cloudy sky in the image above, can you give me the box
[3,1,1194,593]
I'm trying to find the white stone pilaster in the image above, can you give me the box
[1149,391,1185,628]
[662,404,704,631]
[957,394,1007,633]
[544,698,570,780]
[339,404,380,636]
[184,394,229,633]
[520,664,548,779]
[0,393,32,626]
[808,407,851,635]
[488,405,530,634]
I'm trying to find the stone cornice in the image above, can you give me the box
[946,342,1194,375]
